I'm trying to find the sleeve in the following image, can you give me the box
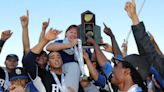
[132,22,164,88]
[22,50,38,79]
[94,73,106,88]
[102,61,113,79]
[31,76,46,92]
[0,39,5,53]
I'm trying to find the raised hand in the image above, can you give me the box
[125,0,136,19]
[42,18,50,30]
[121,39,128,49]
[121,39,128,56]
[1,30,12,41]
[69,38,78,47]
[103,43,112,53]
[44,28,62,41]
[86,36,96,45]
[125,0,139,25]
[103,23,113,37]
[20,10,29,28]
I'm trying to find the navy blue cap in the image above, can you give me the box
[113,54,151,81]
[10,67,28,81]
[6,54,19,61]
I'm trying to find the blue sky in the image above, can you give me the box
[0,0,164,66]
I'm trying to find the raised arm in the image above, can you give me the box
[125,0,139,25]
[103,23,122,57]
[83,50,106,87]
[87,37,113,79]
[121,39,128,57]
[0,30,12,53]
[39,18,50,42]
[20,10,30,55]
[83,50,98,80]
[125,0,164,88]
[87,37,107,67]
[147,31,163,56]
[32,28,61,54]
[22,28,61,79]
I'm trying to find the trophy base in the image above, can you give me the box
[82,43,105,48]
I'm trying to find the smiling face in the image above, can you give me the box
[48,52,63,69]
[65,26,78,41]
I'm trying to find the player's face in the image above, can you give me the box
[48,52,63,69]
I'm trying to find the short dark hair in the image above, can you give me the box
[65,25,78,33]
[121,61,148,92]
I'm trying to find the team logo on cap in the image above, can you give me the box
[135,66,139,70]
[15,69,21,75]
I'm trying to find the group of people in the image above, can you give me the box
[0,0,164,92]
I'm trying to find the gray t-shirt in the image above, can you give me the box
[84,83,99,92]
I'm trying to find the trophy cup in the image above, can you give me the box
[79,10,101,47]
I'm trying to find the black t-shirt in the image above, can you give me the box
[23,51,63,92]
[0,67,5,91]
[38,67,62,92]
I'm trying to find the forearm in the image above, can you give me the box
[132,22,164,79]
[132,22,158,56]
[46,43,72,52]
[85,58,98,80]
[22,27,30,54]
[111,36,122,57]
[22,51,38,79]
[93,42,107,67]
[39,29,46,42]
[32,37,48,54]
[151,39,163,56]
[0,39,5,53]
[122,50,127,57]
[131,14,140,25]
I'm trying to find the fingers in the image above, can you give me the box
[83,49,87,54]
[125,1,131,11]
[50,28,62,35]
[26,10,29,18]
[2,30,12,35]
[132,0,136,6]
[42,18,50,29]
[103,22,107,28]
[3,30,11,33]
[125,2,129,11]
[20,10,29,26]
[10,85,16,91]
[48,18,50,25]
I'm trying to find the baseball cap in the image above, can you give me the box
[113,54,151,80]
[6,54,19,61]
[10,67,28,81]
